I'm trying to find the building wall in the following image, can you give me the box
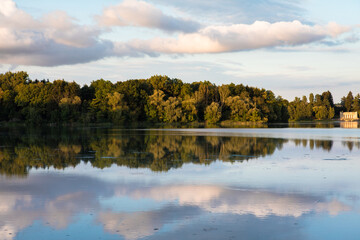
[340,112,359,121]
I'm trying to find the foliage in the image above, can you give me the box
[181,97,197,122]
[343,91,354,112]
[225,96,249,121]
[205,102,222,124]
[288,92,336,121]
[163,97,182,123]
[1,71,356,125]
[145,89,166,122]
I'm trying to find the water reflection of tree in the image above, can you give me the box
[293,139,333,152]
[342,141,360,152]
[0,127,355,176]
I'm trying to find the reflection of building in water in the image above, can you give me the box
[340,112,359,121]
[340,121,359,129]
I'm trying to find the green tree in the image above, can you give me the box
[205,102,222,124]
[309,93,314,104]
[328,107,335,119]
[59,96,82,121]
[163,97,182,123]
[247,108,262,122]
[352,94,360,114]
[219,85,230,105]
[288,97,311,121]
[225,96,249,121]
[344,91,354,112]
[145,90,165,122]
[313,106,328,120]
[314,94,323,106]
[194,81,218,121]
[116,79,151,121]
[181,97,197,122]
[321,91,334,108]
[107,92,129,123]
[90,79,114,121]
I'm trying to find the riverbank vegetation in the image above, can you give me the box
[0,71,357,125]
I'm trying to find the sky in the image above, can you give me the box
[0,0,359,102]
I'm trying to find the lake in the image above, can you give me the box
[1,124,360,240]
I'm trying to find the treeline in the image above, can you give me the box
[287,91,360,121]
[0,71,356,124]
[288,92,335,121]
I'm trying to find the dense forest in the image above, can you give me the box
[0,71,357,124]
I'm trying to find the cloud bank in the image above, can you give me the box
[0,0,114,66]
[128,21,350,54]
[0,0,354,67]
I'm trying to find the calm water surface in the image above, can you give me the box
[1,125,360,240]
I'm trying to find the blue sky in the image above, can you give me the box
[1,0,359,101]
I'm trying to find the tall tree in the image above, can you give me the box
[145,90,165,122]
[344,91,354,112]
[205,102,222,124]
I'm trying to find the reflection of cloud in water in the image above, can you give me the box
[316,200,351,216]
[0,195,36,240]
[100,186,352,239]
[42,192,95,229]
[0,195,32,213]
[98,205,202,240]
[0,191,97,239]
[0,172,354,240]
[0,225,16,240]
[0,174,106,239]
[115,185,351,218]
[117,185,222,204]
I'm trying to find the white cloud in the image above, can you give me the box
[0,0,37,29]
[127,21,351,54]
[0,1,102,48]
[96,0,201,33]
[0,0,17,17]
[0,0,113,66]
[0,29,113,66]
[0,0,354,67]
[41,11,101,48]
